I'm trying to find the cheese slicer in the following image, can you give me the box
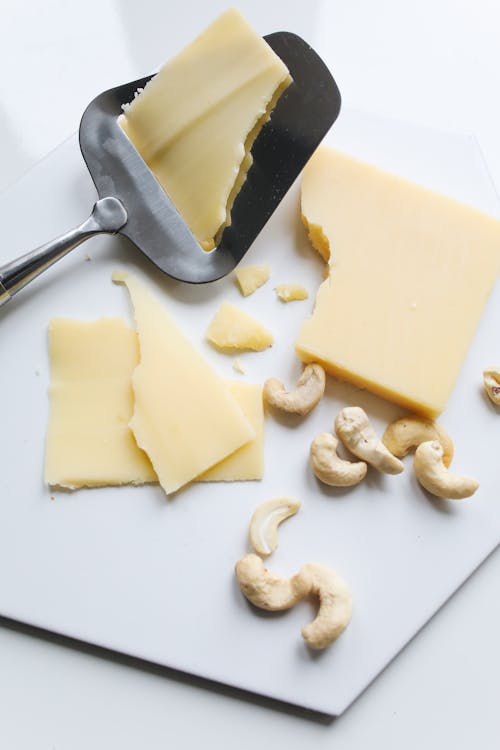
[0,32,340,307]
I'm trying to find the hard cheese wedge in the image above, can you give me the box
[120,8,291,250]
[199,381,264,481]
[297,147,500,418]
[207,301,273,351]
[45,318,156,488]
[114,272,254,494]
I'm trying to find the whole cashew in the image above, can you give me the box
[235,554,310,610]
[235,555,352,649]
[483,367,500,406]
[335,407,404,474]
[310,432,367,487]
[249,498,301,557]
[263,364,326,416]
[413,441,479,499]
[383,416,454,467]
[300,563,353,650]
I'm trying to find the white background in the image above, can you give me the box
[1,0,500,746]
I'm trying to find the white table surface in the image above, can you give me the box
[1,0,500,746]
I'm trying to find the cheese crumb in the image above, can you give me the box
[233,358,246,375]
[235,264,271,296]
[275,284,309,302]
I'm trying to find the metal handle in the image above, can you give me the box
[0,196,127,306]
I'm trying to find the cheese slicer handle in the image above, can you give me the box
[0,196,127,306]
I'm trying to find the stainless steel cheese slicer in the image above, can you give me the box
[0,32,340,307]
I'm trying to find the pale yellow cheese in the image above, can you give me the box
[297,147,500,418]
[199,381,264,481]
[232,358,246,375]
[120,8,291,250]
[235,264,271,296]
[47,316,263,486]
[45,318,156,488]
[114,272,254,494]
[275,283,308,302]
[207,301,273,351]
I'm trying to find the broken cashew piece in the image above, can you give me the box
[483,367,500,406]
[235,555,352,649]
[263,364,326,416]
[300,563,353,649]
[413,441,479,499]
[335,407,404,474]
[235,554,310,610]
[383,416,454,467]
[249,497,301,557]
[310,432,367,487]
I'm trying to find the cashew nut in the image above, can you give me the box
[335,407,404,474]
[235,555,352,649]
[483,367,500,406]
[413,441,479,499]
[263,364,325,416]
[300,563,353,650]
[310,432,367,487]
[249,498,301,557]
[235,554,310,610]
[383,416,454,467]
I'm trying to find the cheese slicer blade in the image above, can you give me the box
[0,32,340,306]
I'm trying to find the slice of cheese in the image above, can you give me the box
[275,283,308,302]
[47,316,263,487]
[297,147,500,418]
[235,264,271,296]
[114,272,254,494]
[207,301,273,351]
[120,8,291,250]
[198,382,264,481]
[45,318,156,488]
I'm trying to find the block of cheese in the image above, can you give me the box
[235,264,271,296]
[275,283,308,302]
[297,147,500,418]
[120,8,291,250]
[114,272,254,494]
[199,382,264,481]
[207,301,273,351]
[45,318,156,488]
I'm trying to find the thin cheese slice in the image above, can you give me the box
[199,381,264,481]
[45,318,156,488]
[114,272,254,494]
[207,301,273,351]
[297,147,500,417]
[120,8,291,250]
[47,317,264,487]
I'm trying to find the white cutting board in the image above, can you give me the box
[0,110,499,716]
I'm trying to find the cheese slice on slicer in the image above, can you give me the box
[120,8,292,250]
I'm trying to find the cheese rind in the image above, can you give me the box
[114,272,255,494]
[297,147,500,418]
[120,9,291,249]
[45,318,156,488]
[235,264,271,296]
[198,382,264,481]
[207,302,273,351]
